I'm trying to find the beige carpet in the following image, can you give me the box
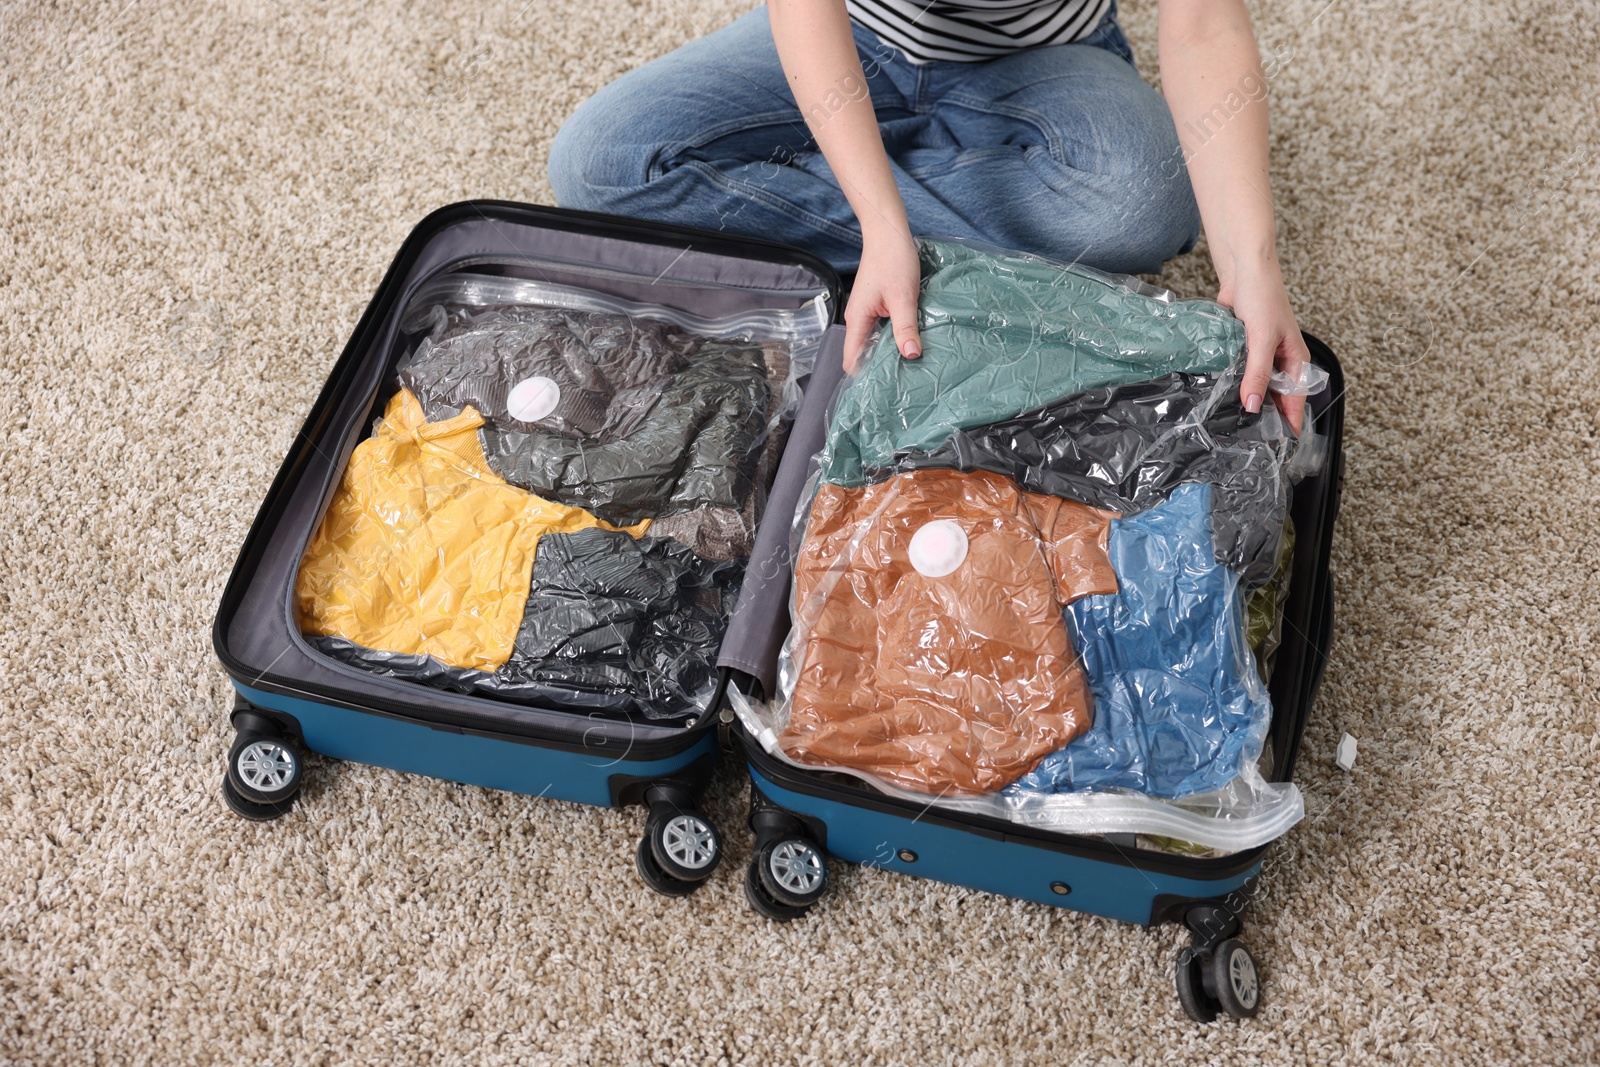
[3,0,1598,1062]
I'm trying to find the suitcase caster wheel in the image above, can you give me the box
[228,732,304,805]
[647,811,722,883]
[1210,939,1260,1018]
[221,773,295,822]
[1175,939,1259,1022]
[635,835,701,898]
[743,855,813,922]
[755,836,826,909]
[1175,947,1217,1023]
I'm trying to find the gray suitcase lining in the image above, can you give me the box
[223,213,837,743]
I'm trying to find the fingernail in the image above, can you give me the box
[1245,392,1263,413]
[902,341,921,359]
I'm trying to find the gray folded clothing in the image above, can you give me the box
[890,362,1296,585]
[308,529,742,721]
[400,306,700,441]
[399,304,773,526]
[480,339,771,526]
[502,528,742,711]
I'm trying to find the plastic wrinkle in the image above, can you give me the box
[1005,484,1271,800]
[889,361,1297,585]
[1269,360,1331,397]
[818,239,1245,488]
[751,238,1311,852]
[645,506,756,563]
[778,468,1118,795]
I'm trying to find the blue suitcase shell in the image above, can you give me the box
[211,200,844,894]
[728,333,1345,1020]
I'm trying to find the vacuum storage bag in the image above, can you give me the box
[296,260,830,722]
[734,239,1326,851]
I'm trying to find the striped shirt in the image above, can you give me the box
[847,0,1111,64]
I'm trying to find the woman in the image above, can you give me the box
[548,0,1307,425]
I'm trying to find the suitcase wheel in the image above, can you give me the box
[1175,938,1260,1022]
[223,729,304,818]
[744,835,827,920]
[221,773,296,822]
[635,801,722,897]
[647,810,723,883]
[634,835,702,898]
[743,857,811,922]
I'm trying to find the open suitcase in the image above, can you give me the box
[211,200,844,894]
[722,297,1346,1022]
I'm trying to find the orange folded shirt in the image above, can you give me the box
[295,389,648,672]
[781,468,1118,794]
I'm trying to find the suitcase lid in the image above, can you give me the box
[213,200,842,751]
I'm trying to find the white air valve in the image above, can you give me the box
[507,376,561,423]
[1336,733,1358,771]
[908,520,969,578]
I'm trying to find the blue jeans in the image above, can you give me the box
[548,5,1200,275]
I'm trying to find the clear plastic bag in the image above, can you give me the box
[394,271,828,533]
[310,528,742,722]
[399,272,831,348]
[733,238,1323,852]
[773,467,1119,795]
[297,262,830,720]
[817,239,1247,488]
[398,271,827,449]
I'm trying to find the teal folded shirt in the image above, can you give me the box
[819,240,1246,487]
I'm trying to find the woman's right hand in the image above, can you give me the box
[766,0,920,373]
[843,228,924,373]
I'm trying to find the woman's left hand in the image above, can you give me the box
[1217,257,1310,433]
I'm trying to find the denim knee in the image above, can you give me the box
[548,90,638,212]
[546,107,593,210]
[1110,161,1203,272]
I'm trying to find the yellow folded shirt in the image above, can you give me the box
[295,388,648,672]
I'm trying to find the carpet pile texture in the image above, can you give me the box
[2,0,1597,1063]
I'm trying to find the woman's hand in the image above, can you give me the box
[1158,0,1308,432]
[843,228,923,373]
[1217,257,1309,432]
[767,0,919,374]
